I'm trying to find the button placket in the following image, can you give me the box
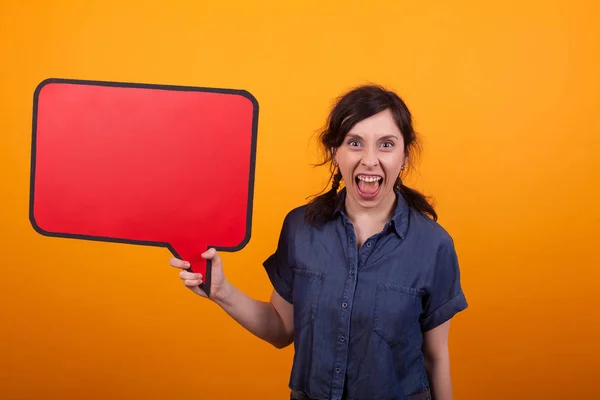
[329,220,358,397]
[358,235,380,268]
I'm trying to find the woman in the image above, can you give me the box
[170,85,468,400]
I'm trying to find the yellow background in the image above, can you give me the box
[1,0,599,399]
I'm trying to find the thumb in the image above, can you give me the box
[201,248,221,265]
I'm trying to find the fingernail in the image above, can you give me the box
[185,262,190,267]
[197,274,203,279]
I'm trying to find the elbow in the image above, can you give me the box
[424,348,447,362]
[271,334,294,349]
[423,353,435,373]
[423,348,449,374]
[423,343,449,368]
[273,341,289,350]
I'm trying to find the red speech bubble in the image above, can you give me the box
[29,78,258,297]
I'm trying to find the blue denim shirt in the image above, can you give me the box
[263,188,468,400]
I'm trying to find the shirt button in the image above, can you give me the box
[335,367,341,373]
[342,301,348,309]
[339,336,346,343]
[349,270,354,275]
[366,242,372,248]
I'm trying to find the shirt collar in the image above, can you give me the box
[332,187,409,239]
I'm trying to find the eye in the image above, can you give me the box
[348,139,361,147]
[380,141,394,148]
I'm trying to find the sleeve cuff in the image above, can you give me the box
[421,291,468,331]
[263,256,294,304]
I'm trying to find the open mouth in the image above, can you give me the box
[355,174,383,199]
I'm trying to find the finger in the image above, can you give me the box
[169,257,191,269]
[179,271,202,281]
[184,278,203,287]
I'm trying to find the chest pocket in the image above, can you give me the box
[292,268,325,330]
[373,283,425,347]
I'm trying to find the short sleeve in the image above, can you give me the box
[420,237,468,331]
[262,212,296,304]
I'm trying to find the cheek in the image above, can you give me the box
[340,166,355,185]
[336,153,358,173]
[380,154,405,175]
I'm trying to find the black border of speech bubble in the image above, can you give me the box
[29,77,259,298]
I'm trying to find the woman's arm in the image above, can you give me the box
[214,283,294,349]
[170,248,294,349]
[423,320,453,400]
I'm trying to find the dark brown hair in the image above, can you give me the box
[305,84,437,226]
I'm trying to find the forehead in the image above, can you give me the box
[347,109,402,138]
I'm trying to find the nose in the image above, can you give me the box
[361,147,378,168]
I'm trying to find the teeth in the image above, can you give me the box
[358,175,382,183]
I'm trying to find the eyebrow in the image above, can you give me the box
[346,133,400,140]
[379,134,400,141]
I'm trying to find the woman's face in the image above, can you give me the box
[334,109,406,211]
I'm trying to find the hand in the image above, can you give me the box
[169,248,228,300]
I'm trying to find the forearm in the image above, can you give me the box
[425,353,452,400]
[212,281,292,348]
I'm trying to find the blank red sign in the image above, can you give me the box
[30,78,258,296]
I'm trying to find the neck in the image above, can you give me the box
[344,190,397,225]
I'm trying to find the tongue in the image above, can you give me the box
[358,180,379,194]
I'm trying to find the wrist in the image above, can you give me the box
[212,279,234,306]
